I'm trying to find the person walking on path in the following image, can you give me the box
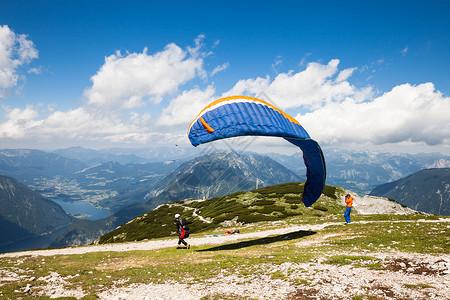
[174,214,193,249]
[344,194,354,224]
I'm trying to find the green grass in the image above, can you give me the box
[1,212,448,299]
[2,182,449,299]
[98,182,350,244]
[325,217,450,254]
[404,283,434,289]
[324,255,374,265]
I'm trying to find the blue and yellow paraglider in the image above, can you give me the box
[187,95,326,207]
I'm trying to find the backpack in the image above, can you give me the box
[179,218,190,238]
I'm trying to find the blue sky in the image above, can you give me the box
[1,0,449,154]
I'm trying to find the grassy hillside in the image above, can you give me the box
[97,183,344,244]
[1,182,449,299]
[97,182,424,245]
[0,208,448,298]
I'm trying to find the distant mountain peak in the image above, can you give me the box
[426,159,450,168]
[370,168,450,216]
[0,175,73,253]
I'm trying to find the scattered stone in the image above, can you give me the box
[24,283,32,294]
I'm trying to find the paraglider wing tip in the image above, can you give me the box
[301,196,318,207]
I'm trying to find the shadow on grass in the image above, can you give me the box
[196,230,316,252]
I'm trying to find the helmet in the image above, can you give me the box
[174,214,180,219]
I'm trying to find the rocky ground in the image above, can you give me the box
[1,219,449,299]
[95,253,450,300]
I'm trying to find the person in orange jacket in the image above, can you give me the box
[344,194,354,223]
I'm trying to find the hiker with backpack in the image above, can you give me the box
[174,214,193,249]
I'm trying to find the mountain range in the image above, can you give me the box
[54,146,196,165]
[370,168,450,216]
[0,149,87,183]
[147,151,301,200]
[269,148,450,194]
[1,147,448,212]
[50,151,301,247]
[0,146,449,252]
[0,149,180,212]
[0,175,73,253]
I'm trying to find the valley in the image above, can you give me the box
[0,147,449,254]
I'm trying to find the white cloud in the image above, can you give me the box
[224,59,369,109]
[401,46,408,56]
[27,67,41,74]
[0,36,447,154]
[0,38,213,146]
[0,105,42,138]
[211,62,229,76]
[272,56,282,74]
[221,59,449,149]
[223,76,270,98]
[298,82,450,147]
[84,43,205,110]
[157,85,216,127]
[0,25,38,93]
[0,104,161,144]
[336,67,356,82]
[187,34,208,58]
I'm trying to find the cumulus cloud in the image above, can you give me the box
[220,59,449,149]
[298,82,450,147]
[0,25,38,95]
[0,104,160,144]
[0,105,42,138]
[336,67,356,82]
[224,59,370,109]
[157,85,216,127]
[0,37,215,146]
[0,34,448,152]
[84,43,205,110]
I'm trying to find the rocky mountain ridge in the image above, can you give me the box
[269,148,450,194]
[0,175,74,253]
[51,151,302,247]
[370,168,450,216]
[1,147,449,252]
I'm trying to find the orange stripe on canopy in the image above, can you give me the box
[200,117,214,133]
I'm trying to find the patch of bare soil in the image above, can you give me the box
[383,258,447,276]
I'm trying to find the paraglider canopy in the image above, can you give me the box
[188,95,326,207]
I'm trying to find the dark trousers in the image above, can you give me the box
[178,238,187,246]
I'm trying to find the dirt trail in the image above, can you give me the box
[0,222,334,258]
[1,219,448,258]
